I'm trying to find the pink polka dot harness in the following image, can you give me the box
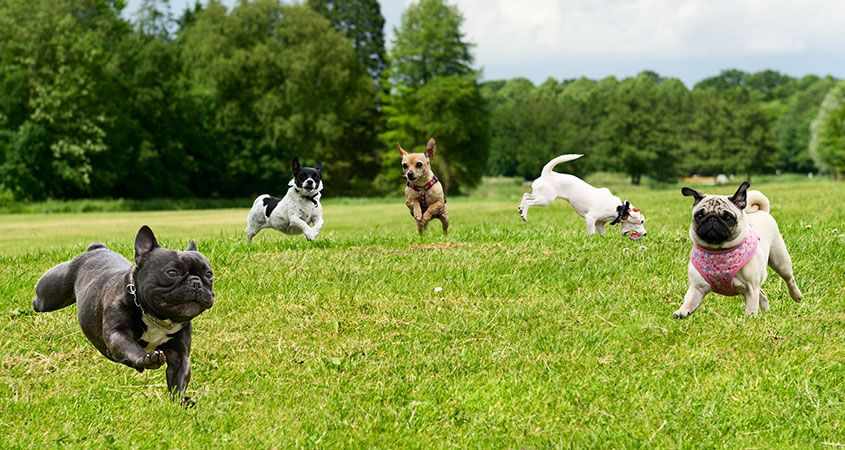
[690,229,760,296]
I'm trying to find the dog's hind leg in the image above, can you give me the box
[33,261,77,313]
[768,235,802,301]
[437,213,449,235]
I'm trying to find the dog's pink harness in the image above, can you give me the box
[690,230,759,296]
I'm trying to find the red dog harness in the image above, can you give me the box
[690,229,760,296]
[407,176,441,212]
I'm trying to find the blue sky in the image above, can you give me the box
[126,0,845,85]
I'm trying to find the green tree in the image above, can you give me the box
[775,76,836,173]
[389,0,473,88]
[380,0,487,193]
[179,0,375,195]
[810,82,845,178]
[307,0,386,83]
[0,0,130,199]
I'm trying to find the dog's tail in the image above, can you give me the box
[541,154,584,177]
[745,190,770,213]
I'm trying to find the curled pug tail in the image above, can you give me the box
[745,190,770,213]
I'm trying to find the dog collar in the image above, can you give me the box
[691,229,760,296]
[610,201,631,225]
[407,175,439,192]
[126,269,142,312]
[302,193,319,206]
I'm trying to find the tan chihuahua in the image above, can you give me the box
[399,138,448,235]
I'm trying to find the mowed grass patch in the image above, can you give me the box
[1,180,845,448]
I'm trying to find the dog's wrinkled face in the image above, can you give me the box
[292,159,322,193]
[399,138,436,183]
[134,226,214,323]
[621,208,647,240]
[682,181,750,246]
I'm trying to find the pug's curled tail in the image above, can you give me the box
[745,190,770,213]
[541,154,584,177]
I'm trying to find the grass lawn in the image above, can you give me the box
[1,178,844,448]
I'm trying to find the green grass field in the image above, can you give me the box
[2,178,844,448]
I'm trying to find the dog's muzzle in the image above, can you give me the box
[695,216,732,244]
[406,171,416,181]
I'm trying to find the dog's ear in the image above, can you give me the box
[186,240,197,252]
[681,187,704,205]
[425,138,436,160]
[315,161,323,173]
[729,181,750,209]
[292,158,301,174]
[397,144,408,157]
[135,225,159,265]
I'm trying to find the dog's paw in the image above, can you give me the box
[141,350,166,370]
[672,310,690,320]
[303,230,318,241]
[181,396,196,408]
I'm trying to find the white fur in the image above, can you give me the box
[518,154,647,238]
[674,190,802,318]
[140,314,183,352]
[245,179,324,242]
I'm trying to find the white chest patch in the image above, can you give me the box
[140,314,184,352]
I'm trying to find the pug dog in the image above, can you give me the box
[32,226,214,404]
[673,181,802,318]
[400,138,448,235]
[246,158,324,242]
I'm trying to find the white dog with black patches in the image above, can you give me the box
[246,159,324,242]
[518,154,647,240]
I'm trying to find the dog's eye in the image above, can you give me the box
[415,162,422,168]
[694,210,705,218]
[402,163,408,169]
[166,269,181,277]
[205,271,213,279]
[721,211,734,220]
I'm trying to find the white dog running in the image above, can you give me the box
[245,160,324,242]
[518,154,647,239]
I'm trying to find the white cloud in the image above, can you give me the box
[455,0,845,61]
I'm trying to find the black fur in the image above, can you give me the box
[262,196,281,217]
[292,158,323,189]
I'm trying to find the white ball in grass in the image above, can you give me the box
[433,287,443,293]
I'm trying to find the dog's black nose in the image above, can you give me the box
[406,171,415,180]
[189,276,202,290]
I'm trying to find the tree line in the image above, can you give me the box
[0,0,843,201]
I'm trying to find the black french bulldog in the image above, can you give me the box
[32,226,214,405]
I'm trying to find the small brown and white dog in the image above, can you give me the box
[399,138,448,235]
[674,181,802,318]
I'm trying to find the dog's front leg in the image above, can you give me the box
[163,326,193,406]
[104,327,165,372]
[290,216,318,241]
[673,285,708,319]
[313,214,324,234]
[407,200,423,222]
[744,286,761,316]
[584,215,598,235]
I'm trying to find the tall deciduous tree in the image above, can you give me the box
[180,0,375,195]
[0,0,130,199]
[380,0,488,193]
[306,0,386,84]
[389,0,474,88]
[810,82,845,178]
